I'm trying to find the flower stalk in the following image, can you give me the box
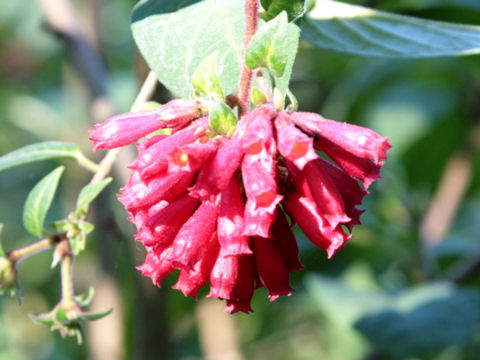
[237,0,259,117]
[58,240,74,306]
[8,235,61,264]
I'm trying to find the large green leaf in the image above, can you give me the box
[23,166,64,237]
[355,284,480,359]
[302,0,480,58]
[0,142,94,172]
[131,0,298,98]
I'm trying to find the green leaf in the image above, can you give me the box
[75,178,112,215]
[79,308,112,321]
[306,274,389,326]
[192,51,224,99]
[132,0,243,99]
[246,12,289,77]
[209,101,238,137]
[29,313,55,326]
[302,0,480,58]
[75,287,95,308]
[23,166,64,237]
[0,142,88,172]
[261,0,306,22]
[131,0,297,98]
[355,284,480,359]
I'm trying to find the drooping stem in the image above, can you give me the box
[237,0,259,118]
[8,235,61,264]
[75,152,100,173]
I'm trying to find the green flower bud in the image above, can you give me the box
[0,255,16,296]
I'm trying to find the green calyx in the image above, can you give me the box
[209,100,238,137]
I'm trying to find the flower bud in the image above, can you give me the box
[0,255,16,295]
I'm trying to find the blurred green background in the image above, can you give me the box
[2,0,480,359]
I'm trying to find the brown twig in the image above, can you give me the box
[37,0,115,123]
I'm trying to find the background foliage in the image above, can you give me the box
[2,0,480,359]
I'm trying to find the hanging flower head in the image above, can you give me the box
[90,96,390,313]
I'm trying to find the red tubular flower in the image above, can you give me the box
[90,99,200,151]
[137,193,199,247]
[283,192,351,258]
[118,168,196,211]
[217,176,252,256]
[169,198,220,270]
[303,160,352,228]
[242,153,283,237]
[275,112,317,170]
[241,103,276,154]
[172,231,219,299]
[289,112,391,189]
[289,112,390,164]
[314,139,382,189]
[130,117,210,179]
[91,95,390,313]
[189,136,244,201]
[208,252,240,300]
[224,255,255,314]
[137,246,175,287]
[270,210,304,272]
[253,236,293,301]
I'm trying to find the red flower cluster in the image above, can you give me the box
[90,99,390,313]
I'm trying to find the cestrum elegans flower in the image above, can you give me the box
[90,97,390,313]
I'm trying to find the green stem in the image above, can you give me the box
[61,248,74,305]
[237,0,259,118]
[8,236,60,263]
[75,153,100,173]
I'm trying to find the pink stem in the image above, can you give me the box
[237,0,259,118]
